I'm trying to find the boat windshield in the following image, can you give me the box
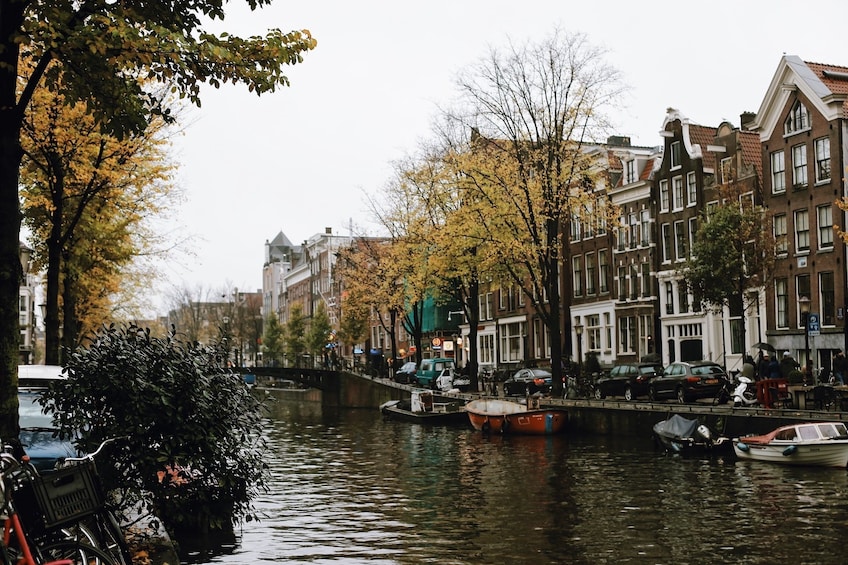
[818,423,848,439]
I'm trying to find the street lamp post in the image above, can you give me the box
[575,323,584,380]
[799,296,811,380]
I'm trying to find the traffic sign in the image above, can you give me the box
[807,312,821,336]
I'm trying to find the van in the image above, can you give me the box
[416,358,456,389]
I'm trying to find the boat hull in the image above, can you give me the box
[380,401,468,425]
[733,440,848,467]
[465,399,567,435]
[733,422,848,468]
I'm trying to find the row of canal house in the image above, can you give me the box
[261,55,848,379]
[560,55,848,377]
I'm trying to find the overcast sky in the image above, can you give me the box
[153,0,845,311]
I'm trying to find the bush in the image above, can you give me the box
[39,323,269,535]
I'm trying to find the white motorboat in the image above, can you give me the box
[733,421,848,468]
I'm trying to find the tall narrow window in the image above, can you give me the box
[625,160,636,183]
[629,264,638,300]
[818,204,833,249]
[641,260,651,298]
[820,272,835,326]
[659,180,670,211]
[792,144,808,187]
[661,223,671,262]
[617,266,626,299]
[773,213,788,255]
[686,172,697,205]
[720,157,733,184]
[585,253,596,295]
[670,141,681,169]
[640,209,651,246]
[674,220,686,260]
[796,274,811,328]
[677,281,689,313]
[572,256,583,297]
[598,250,609,294]
[688,217,698,259]
[775,278,788,328]
[794,209,809,252]
[815,137,831,182]
[665,282,674,315]
[629,213,639,249]
[596,196,607,234]
[770,150,786,193]
[673,177,684,210]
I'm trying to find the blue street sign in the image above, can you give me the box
[807,312,821,336]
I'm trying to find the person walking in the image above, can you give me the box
[757,353,770,381]
[833,351,847,385]
[779,351,800,379]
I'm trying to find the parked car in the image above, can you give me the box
[416,358,456,389]
[394,361,418,384]
[17,365,77,471]
[649,361,729,404]
[503,368,553,397]
[595,363,664,401]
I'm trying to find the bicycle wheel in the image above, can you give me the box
[77,511,132,565]
[36,540,119,565]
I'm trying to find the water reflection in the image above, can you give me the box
[184,399,848,564]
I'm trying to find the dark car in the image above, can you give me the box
[394,361,417,384]
[17,365,77,471]
[594,363,664,401]
[648,361,729,404]
[503,368,553,397]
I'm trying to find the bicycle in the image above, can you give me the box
[2,439,132,565]
[1,443,120,565]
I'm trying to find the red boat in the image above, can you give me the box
[465,398,568,435]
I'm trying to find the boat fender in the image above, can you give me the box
[736,441,749,452]
[481,419,490,433]
[782,445,797,456]
[670,442,681,453]
[501,416,510,434]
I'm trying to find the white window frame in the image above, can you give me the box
[815,137,831,183]
[792,144,807,188]
[817,204,833,250]
[686,172,697,206]
[794,209,809,252]
[770,150,785,193]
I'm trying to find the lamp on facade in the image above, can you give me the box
[575,323,584,378]
[799,295,811,375]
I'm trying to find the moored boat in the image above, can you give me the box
[379,389,468,425]
[652,414,730,454]
[465,398,567,435]
[733,421,848,468]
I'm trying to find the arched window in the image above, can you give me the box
[784,101,809,134]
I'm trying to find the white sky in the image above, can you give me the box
[153,0,845,311]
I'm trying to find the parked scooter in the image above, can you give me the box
[732,375,759,407]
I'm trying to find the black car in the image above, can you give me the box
[394,361,417,384]
[503,368,553,396]
[594,363,664,401]
[648,361,729,404]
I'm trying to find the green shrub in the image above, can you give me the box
[39,323,269,534]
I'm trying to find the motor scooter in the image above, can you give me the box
[732,374,759,407]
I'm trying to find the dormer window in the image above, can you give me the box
[625,159,636,184]
[784,101,810,135]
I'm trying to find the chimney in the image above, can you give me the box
[325,227,332,235]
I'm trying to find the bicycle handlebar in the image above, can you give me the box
[59,436,128,466]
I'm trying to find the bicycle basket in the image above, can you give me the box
[13,462,104,534]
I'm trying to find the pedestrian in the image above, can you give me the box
[779,351,799,379]
[756,353,770,381]
[767,355,781,379]
[833,351,847,385]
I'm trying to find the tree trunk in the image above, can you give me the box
[0,2,27,439]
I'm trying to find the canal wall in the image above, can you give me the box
[254,370,848,439]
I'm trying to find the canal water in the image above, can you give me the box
[180,398,848,564]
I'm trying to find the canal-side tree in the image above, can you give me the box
[0,0,317,439]
[262,314,286,367]
[20,64,177,363]
[306,302,333,368]
[284,303,308,368]
[440,29,625,393]
[679,198,775,356]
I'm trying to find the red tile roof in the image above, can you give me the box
[804,60,848,116]
[738,130,762,180]
[688,124,718,170]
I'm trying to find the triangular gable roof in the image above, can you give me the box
[749,55,848,140]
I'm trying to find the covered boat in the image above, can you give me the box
[465,398,567,435]
[652,414,730,454]
[379,389,467,425]
[733,422,848,468]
